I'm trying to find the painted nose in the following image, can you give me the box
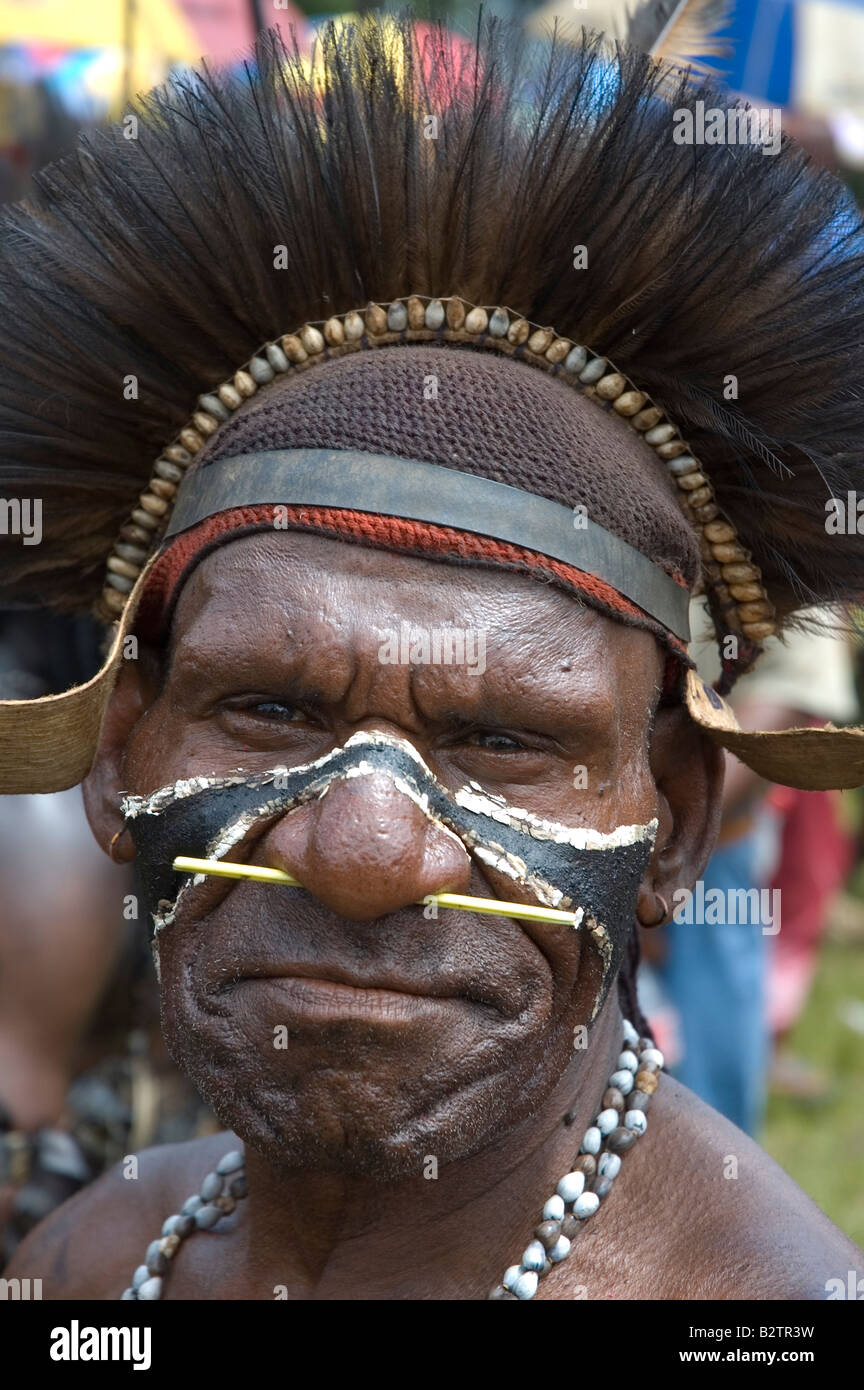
[265,770,472,921]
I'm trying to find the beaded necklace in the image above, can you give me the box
[121,1020,664,1302]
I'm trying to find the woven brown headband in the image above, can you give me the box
[101,294,776,676]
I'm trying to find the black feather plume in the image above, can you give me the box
[1,11,864,630]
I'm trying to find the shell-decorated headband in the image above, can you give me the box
[101,293,777,675]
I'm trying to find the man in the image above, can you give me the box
[2,16,864,1299]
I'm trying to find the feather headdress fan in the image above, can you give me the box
[1,8,864,792]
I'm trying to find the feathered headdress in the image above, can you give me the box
[1,10,864,791]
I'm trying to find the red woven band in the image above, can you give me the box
[136,504,687,688]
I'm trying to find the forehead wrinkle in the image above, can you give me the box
[164,529,660,729]
[173,526,605,632]
[167,554,367,690]
[409,607,620,722]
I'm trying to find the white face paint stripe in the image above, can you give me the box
[124,729,656,852]
[130,731,657,957]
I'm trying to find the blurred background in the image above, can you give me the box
[1,0,863,1265]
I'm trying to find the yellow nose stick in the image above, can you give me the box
[172,855,583,927]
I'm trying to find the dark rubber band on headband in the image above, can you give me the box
[165,448,691,641]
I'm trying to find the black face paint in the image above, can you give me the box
[123,731,656,1016]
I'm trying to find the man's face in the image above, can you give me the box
[110,531,669,1176]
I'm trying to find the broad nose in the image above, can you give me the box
[264,770,472,920]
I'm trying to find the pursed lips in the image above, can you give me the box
[188,885,552,1017]
[223,960,502,1011]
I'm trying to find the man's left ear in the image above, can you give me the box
[636,701,724,927]
[81,659,154,861]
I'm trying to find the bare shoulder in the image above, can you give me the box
[624,1076,863,1300]
[4,1131,235,1300]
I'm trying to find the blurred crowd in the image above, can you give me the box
[0,613,219,1267]
[640,603,864,1136]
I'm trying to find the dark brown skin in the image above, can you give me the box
[8,532,862,1298]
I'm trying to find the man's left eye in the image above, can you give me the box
[466,730,525,751]
[251,702,303,722]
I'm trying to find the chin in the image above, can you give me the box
[161,1003,575,1180]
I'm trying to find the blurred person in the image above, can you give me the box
[654,600,798,1134]
[657,607,859,1130]
[760,623,859,1098]
[0,613,216,1266]
[0,785,135,1262]
[0,79,85,205]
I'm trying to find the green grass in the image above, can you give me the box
[761,930,864,1248]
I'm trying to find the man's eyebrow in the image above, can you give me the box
[165,621,296,674]
[426,680,615,734]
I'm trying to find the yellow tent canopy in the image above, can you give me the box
[0,0,198,57]
[0,0,200,109]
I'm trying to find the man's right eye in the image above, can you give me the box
[250,702,303,721]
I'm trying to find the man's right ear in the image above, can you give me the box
[81,659,154,860]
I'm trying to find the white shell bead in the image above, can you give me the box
[624,1110,648,1134]
[299,324,325,354]
[609,1069,634,1095]
[580,1126,602,1154]
[343,311,365,340]
[579,356,607,383]
[639,1047,665,1069]
[542,1195,565,1221]
[521,1241,546,1272]
[645,423,677,445]
[265,343,289,371]
[488,307,509,336]
[618,1050,639,1072]
[107,556,140,580]
[556,1170,586,1203]
[197,393,229,420]
[115,542,148,564]
[155,459,184,482]
[564,345,588,373]
[622,1018,639,1047]
[548,1236,571,1263]
[106,572,134,593]
[216,1151,244,1175]
[502,1265,521,1292]
[387,302,408,331]
[248,356,274,384]
[137,1277,163,1300]
[574,1191,600,1219]
[597,1151,621,1179]
[513,1271,539,1300]
[425,299,445,329]
[666,454,698,476]
[597,1107,619,1136]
